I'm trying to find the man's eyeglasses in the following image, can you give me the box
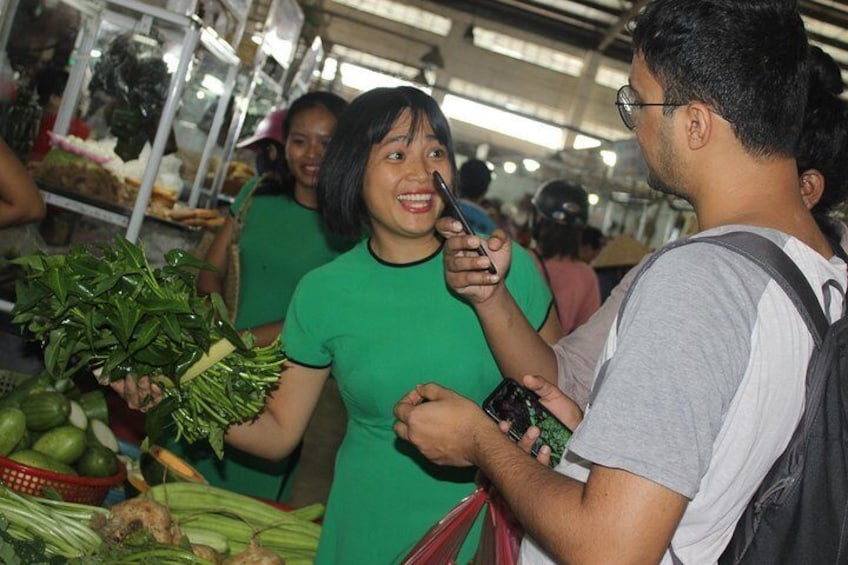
[615,85,685,130]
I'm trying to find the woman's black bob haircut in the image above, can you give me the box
[318,86,457,239]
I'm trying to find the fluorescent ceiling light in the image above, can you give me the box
[503,161,517,174]
[523,158,541,172]
[442,94,566,151]
[448,78,567,125]
[337,61,426,93]
[600,150,617,167]
[595,65,628,91]
[332,44,418,80]
[573,134,602,150]
[331,0,452,36]
[471,27,584,77]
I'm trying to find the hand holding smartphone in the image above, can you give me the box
[482,379,572,467]
[433,171,497,275]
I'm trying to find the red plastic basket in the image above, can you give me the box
[0,455,126,506]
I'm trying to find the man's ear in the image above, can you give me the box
[799,169,825,210]
[682,103,713,151]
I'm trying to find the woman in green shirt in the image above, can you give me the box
[183,91,352,502]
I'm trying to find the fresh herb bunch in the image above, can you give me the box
[11,237,284,456]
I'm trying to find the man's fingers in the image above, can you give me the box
[417,382,449,401]
[393,421,409,442]
[435,217,464,237]
[535,444,552,467]
[517,425,540,454]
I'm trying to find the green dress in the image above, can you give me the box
[174,180,354,502]
[284,240,553,564]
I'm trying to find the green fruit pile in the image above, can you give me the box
[0,372,120,478]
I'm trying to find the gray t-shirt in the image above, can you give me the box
[521,226,847,564]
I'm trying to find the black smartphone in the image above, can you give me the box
[432,171,497,275]
[482,379,572,467]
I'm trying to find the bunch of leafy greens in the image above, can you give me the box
[12,237,284,456]
[0,515,65,565]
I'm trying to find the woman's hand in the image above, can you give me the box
[110,375,163,412]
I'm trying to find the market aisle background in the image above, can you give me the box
[0,312,345,507]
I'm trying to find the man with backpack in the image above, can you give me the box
[393,1,847,563]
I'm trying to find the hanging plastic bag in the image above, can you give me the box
[474,487,524,565]
[401,486,487,565]
[400,481,524,565]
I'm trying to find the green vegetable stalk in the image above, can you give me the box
[11,237,285,457]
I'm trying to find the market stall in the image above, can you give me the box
[0,236,320,563]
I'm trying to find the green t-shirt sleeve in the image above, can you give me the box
[230,177,260,216]
[505,243,554,331]
[281,271,333,368]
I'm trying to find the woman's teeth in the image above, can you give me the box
[397,193,432,202]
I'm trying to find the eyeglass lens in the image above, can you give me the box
[616,86,636,130]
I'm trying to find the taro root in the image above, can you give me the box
[91,498,181,545]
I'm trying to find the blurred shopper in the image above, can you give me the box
[0,137,44,227]
[591,233,651,301]
[578,225,605,264]
[236,108,286,176]
[457,158,496,234]
[29,66,90,162]
[394,2,846,563]
[530,180,600,334]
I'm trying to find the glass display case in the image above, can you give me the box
[205,0,304,205]
[3,0,241,245]
[284,36,324,106]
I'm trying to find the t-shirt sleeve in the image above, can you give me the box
[281,271,333,369]
[506,244,555,330]
[567,245,760,498]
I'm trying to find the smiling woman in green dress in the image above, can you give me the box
[225,86,560,563]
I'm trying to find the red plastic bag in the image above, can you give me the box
[400,483,524,565]
[474,488,524,565]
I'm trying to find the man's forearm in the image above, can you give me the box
[471,425,593,561]
[474,285,558,384]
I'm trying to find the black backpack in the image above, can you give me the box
[702,232,848,565]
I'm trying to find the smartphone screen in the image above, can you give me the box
[432,171,497,275]
[482,379,572,466]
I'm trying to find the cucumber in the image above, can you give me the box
[0,407,26,456]
[68,400,88,430]
[77,390,109,422]
[87,419,120,453]
[0,372,53,410]
[9,449,78,475]
[19,390,71,431]
[13,428,32,451]
[75,444,119,478]
[33,425,87,465]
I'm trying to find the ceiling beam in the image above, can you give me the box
[427,0,633,63]
[598,0,649,52]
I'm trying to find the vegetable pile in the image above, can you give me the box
[11,237,285,456]
[0,482,323,564]
[0,373,120,481]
